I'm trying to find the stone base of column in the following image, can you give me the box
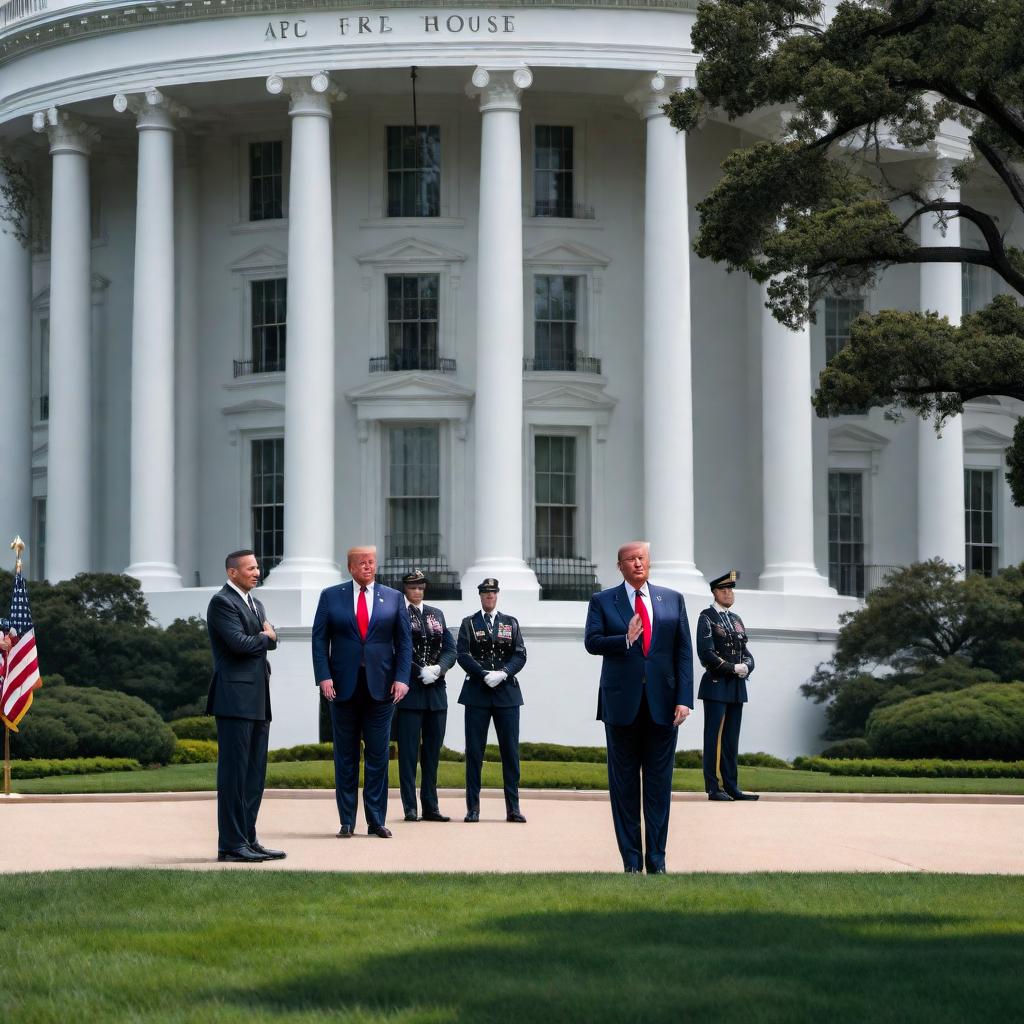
[261,556,342,591]
[125,561,183,591]
[461,558,540,599]
[758,563,835,596]
[648,561,707,595]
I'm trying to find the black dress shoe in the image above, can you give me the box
[506,811,527,823]
[464,810,480,823]
[727,792,760,801]
[708,791,733,801]
[250,842,286,860]
[368,824,393,838]
[218,847,268,863]
[422,810,450,822]
[404,811,419,822]
[337,824,354,838]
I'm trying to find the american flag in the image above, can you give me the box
[0,568,41,730]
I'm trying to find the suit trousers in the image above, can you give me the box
[464,704,520,814]
[330,668,395,828]
[215,715,270,852]
[702,699,744,795]
[395,707,448,816]
[604,690,678,873]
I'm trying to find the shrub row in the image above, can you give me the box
[170,716,217,741]
[172,739,219,764]
[9,757,142,779]
[792,756,1024,778]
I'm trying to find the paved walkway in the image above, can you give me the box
[1,789,1022,874]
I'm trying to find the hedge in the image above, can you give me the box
[170,716,217,741]
[9,685,176,764]
[865,682,1024,759]
[8,757,141,779]
[819,738,872,759]
[172,739,218,764]
[791,756,1024,778]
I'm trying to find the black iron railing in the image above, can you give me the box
[529,201,596,220]
[524,352,602,374]
[831,563,903,599]
[378,547,462,601]
[370,355,457,374]
[233,357,285,377]
[529,556,600,601]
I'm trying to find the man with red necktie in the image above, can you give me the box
[584,541,693,873]
[312,545,412,838]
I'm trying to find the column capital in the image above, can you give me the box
[625,72,693,120]
[113,88,190,131]
[467,66,533,113]
[266,72,345,117]
[31,107,99,156]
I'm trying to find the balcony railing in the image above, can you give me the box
[528,201,596,220]
[832,563,902,599]
[233,357,285,378]
[524,351,602,374]
[529,556,600,602]
[370,355,457,374]
[378,543,462,601]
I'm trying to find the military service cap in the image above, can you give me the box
[709,570,739,591]
[477,578,500,593]
[401,568,429,586]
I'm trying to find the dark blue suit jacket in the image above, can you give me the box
[206,584,276,721]
[584,582,694,727]
[311,581,413,702]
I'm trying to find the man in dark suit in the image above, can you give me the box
[697,570,758,801]
[395,568,457,822]
[457,578,528,823]
[584,541,693,873]
[206,549,284,863]
[312,545,413,838]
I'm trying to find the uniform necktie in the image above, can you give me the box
[357,586,369,640]
[485,612,493,636]
[411,605,423,632]
[634,589,651,656]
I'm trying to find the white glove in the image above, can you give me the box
[734,663,749,679]
[419,664,441,685]
[483,670,507,688]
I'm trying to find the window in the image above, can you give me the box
[249,141,284,221]
[961,262,996,316]
[31,497,45,583]
[386,126,441,217]
[965,468,997,576]
[386,425,440,559]
[824,295,865,362]
[534,276,579,371]
[251,438,284,578]
[534,126,574,218]
[386,274,439,370]
[535,435,577,558]
[250,278,286,373]
[828,471,865,597]
[37,317,49,422]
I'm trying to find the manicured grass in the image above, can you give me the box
[1,872,1021,1023]
[11,759,1024,795]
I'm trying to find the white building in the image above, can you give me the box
[0,1,1020,757]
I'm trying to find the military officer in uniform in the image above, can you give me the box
[396,569,457,822]
[697,570,758,801]
[457,578,528,823]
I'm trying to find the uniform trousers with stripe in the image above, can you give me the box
[701,699,744,796]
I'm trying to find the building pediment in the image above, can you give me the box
[222,398,284,416]
[963,425,1012,450]
[228,245,287,273]
[523,238,611,268]
[346,372,474,423]
[524,383,616,413]
[33,272,109,309]
[355,237,468,266]
[828,424,890,452]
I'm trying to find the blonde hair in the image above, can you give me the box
[616,541,650,564]
[346,545,377,568]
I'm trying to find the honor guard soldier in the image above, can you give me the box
[456,578,528,823]
[697,571,759,801]
[396,569,458,822]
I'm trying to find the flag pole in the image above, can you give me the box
[2,535,24,797]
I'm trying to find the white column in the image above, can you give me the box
[917,162,966,566]
[262,73,343,590]
[462,66,538,596]
[116,89,189,590]
[0,152,33,562]
[33,108,98,581]
[759,283,833,594]
[627,74,704,591]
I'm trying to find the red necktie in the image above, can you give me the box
[634,589,651,656]
[357,586,369,640]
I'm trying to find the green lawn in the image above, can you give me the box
[11,759,1024,795]
[1,872,1021,1023]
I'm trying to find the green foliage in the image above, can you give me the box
[268,742,334,762]
[485,742,607,764]
[737,751,791,769]
[818,738,872,759]
[9,757,142,779]
[865,683,1024,759]
[439,745,465,763]
[675,749,703,769]
[793,756,1024,778]
[171,739,218,764]
[9,683,176,764]
[170,716,217,740]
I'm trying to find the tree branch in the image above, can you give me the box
[972,136,1024,212]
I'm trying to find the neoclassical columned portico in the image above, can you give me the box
[32,107,98,582]
[116,87,189,590]
[262,72,344,591]
[462,65,539,597]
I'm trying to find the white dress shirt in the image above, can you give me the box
[226,579,259,619]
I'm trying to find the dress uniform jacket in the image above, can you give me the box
[402,602,457,711]
[457,610,527,708]
[696,606,755,703]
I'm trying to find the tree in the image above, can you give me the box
[667,1,1024,496]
